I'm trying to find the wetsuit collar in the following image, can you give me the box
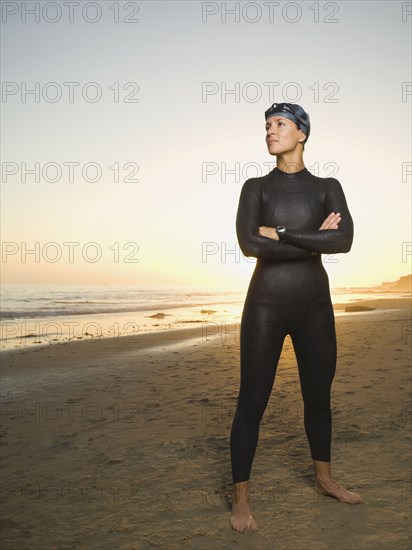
[274,166,307,175]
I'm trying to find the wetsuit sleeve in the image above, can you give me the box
[282,178,354,254]
[236,178,314,262]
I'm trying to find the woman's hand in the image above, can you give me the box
[319,212,341,230]
[258,226,279,240]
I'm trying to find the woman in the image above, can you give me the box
[229,102,363,533]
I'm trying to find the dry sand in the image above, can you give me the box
[0,299,411,549]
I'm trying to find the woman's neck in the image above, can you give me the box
[276,154,305,174]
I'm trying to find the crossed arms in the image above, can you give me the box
[236,177,354,262]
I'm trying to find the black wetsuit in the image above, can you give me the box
[230,166,354,484]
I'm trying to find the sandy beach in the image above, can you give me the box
[1,298,411,549]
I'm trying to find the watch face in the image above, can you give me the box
[276,226,286,240]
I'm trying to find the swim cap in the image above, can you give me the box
[265,102,311,142]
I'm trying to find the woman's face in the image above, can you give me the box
[265,115,305,155]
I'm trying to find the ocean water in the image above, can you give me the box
[0,283,246,320]
[0,283,409,351]
[0,284,247,351]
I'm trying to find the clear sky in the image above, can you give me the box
[1,0,411,289]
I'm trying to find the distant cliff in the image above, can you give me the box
[379,274,411,291]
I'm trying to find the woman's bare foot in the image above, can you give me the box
[315,476,363,504]
[229,501,258,532]
[312,459,363,504]
[229,480,258,532]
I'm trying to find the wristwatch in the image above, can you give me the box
[276,225,287,241]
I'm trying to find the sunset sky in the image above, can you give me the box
[1,0,411,290]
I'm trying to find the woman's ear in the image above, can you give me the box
[298,129,307,144]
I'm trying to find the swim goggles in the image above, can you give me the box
[264,102,308,130]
